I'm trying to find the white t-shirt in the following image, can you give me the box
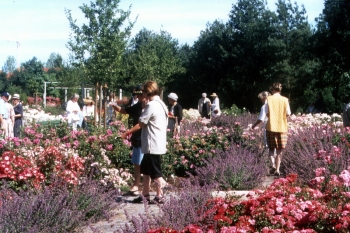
[258,103,268,129]
[139,96,168,154]
[211,97,221,117]
[66,100,81,123]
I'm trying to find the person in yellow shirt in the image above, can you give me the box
[265,83,291,176]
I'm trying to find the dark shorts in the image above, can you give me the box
[140,153,163,179]
[266,130,288,149]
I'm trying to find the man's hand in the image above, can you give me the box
[121,132,129,139]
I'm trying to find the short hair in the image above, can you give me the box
[143,81,159,96]
[258,91,270,99]
[270,82,282,92]
[71,93,79,100]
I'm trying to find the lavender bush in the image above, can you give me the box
[118,179,217,233]
[0,178,122,233]
[195,144,266,190]
[283,127,350,184]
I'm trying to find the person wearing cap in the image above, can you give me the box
[198,93,211,119]
[66,93,81,130]
[209,93,221,117]
[82,96,97,130]
[128,87,139,107]
[4,94,15,138]
[167,92,182,137]
[0,92,11,136]
[113,85,146,196]
[12,94,23,138]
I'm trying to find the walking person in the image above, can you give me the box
[343,99,350,128]
[198,93,211,119]
[0,92,10,137]
[167,92,183,137]
[66,94,81,130]
[82,96,97,131]
[209,93,221,117]
[265,83,291,176]
[121,81,168,204]
[5,95,15,138]
[252,91,276,173]
[12,94,23,138]
[106,91,117,125]
[114,85,145,196]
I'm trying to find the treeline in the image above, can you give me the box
[1,0,349,114]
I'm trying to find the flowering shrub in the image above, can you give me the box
[45,96,61,107]
[195,144,266,190]
[26,96,43,105]
[148,171,350,232]
[0,151,45,190]
[166,126,231,177]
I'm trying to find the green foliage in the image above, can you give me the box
[65,0,136,88]
[164,128,232,177]
[221,104,248,116]
[124,28,185,89]
[1,55,16,73]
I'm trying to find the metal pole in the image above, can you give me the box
[43,82,47,108]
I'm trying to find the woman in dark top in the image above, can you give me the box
[167,92,183,137]
[12,94,23,138]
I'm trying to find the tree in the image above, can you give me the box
[225,0,275,111]
[65,0,135,89]
[267,0,313,111]
[125,28,185,89]
[46,53,63,69]
[313,0,350,111]
[2,56,17,73]
[9,57,50,96]
[185,20,231,108]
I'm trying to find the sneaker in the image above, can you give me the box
[132,194,150,203]
[149,196,165,204]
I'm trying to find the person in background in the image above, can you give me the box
[106,91,117,125]
[343,100,350,128]
[12,94,23,138]
[5,95,14,138]
[313,92,324,113]
[209,93,221,117]
[66,93,81,130]
[198,93,211,119]
[252,91,276,173]
[265,83,291,176]
[167,92,183,137]
[128,88,139,107]
[82,96,97,130]
[113,85,145,196]
[0,92,10,137]
[121,81,168,204]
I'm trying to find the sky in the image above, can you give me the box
[0,0,324,68]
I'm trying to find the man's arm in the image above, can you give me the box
[121,122,145,139]
[112,104,127,114]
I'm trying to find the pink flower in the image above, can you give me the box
[106,144,113,151]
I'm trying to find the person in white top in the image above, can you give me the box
[66,94,81,130]
[252,91,276,172]
[82,96,97,129]
[121,81,168,204]
[5,95,15,138]
[209,93,221,117]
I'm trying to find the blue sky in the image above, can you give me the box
[0,0,324,68]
